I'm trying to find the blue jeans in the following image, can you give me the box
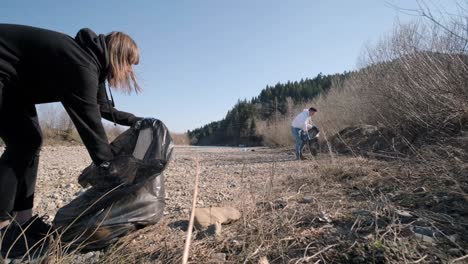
[291,126,305,159]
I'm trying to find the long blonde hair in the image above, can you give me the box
[106,32,141,93]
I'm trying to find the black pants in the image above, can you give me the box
[0,78,42,221]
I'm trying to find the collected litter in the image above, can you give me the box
[53,118,173,251]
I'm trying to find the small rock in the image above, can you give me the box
[211,253,226,262]
[256,200,287,210]
[415,233,436,244]
[448,234,458,243]
[299,196,315,204]
[448,248,462,256]
[194,207,241,229]
[318,211,332,223]
[395,209,412,218]
[84,252,95,259]
[258,256,269,264]
[396,209,415,223]
[413,187,426,193]
[232,239,242,247]
[352,256,366,263]
[374,251,385,262]
[412,226,434,237]
[206,222,222,237]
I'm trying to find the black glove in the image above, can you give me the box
[134,117,158,129]
[78,155,141,187]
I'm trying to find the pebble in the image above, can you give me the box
[352,256,366,263]
[413,187,426,193]
[258,256,269,264]
[299,196,315,204]
[448,248,462,256]
[412,226,434,237]
[211,253,226,262]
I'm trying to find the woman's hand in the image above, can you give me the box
[78,155,141,187]
[134,117,158,129]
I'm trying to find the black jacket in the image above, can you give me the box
[0,24,140,165]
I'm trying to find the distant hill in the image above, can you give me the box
[188,72,349,145]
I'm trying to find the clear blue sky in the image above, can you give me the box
[1,0,457,132]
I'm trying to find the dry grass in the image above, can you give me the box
[257,17,468,152]
[312,19,468,139]
[256,117,295,147]
[37,103,127,145]
[41,124,125,146]
[1,145,466,263]
[105,154,467,263]
[171,132,190,145]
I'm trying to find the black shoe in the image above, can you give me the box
[1,215,52,259]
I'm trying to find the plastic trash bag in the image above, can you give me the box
[53,119,173,251]
[301,126,320,156]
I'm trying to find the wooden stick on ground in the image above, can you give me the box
[182,158,200,264]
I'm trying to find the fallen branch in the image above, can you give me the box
[451,254,468,263]
[294,244,338,264]
[182,158,200,264]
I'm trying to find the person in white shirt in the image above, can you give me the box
[291,107,317,160]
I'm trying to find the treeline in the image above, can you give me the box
[34,104,189,145]
[187,73,349,145]
[37,104,124,144]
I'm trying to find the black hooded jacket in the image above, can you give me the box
[0,24,141,165]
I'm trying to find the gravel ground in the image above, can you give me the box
[2,145,305,263]
[30,145,298,221]
[1,145,466,263]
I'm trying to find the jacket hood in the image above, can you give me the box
[74,28,109,83]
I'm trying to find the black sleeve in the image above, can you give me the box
[61,71,113,165]
[97,83,142,126]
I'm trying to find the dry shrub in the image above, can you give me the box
[171,132,190,145]
[256,16,468,152]
[104,123,125,142]
[256,116,294,147]
[37,104,128,144]
[39,104,81,144]
[256,98,299,147]
[312,20,468,142]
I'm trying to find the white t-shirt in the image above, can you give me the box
[291,109,313,131]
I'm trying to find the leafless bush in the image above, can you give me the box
[171,132,190,145]
[256,97,301,147]
[309,15,468,145]
[38,104,126,144]
[39,104,80,144]
[256,116,293,147]
[256,2,468,162]
[103,123,125,142]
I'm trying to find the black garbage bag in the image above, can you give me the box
[301,126,320,156]
[53,119,173,251]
